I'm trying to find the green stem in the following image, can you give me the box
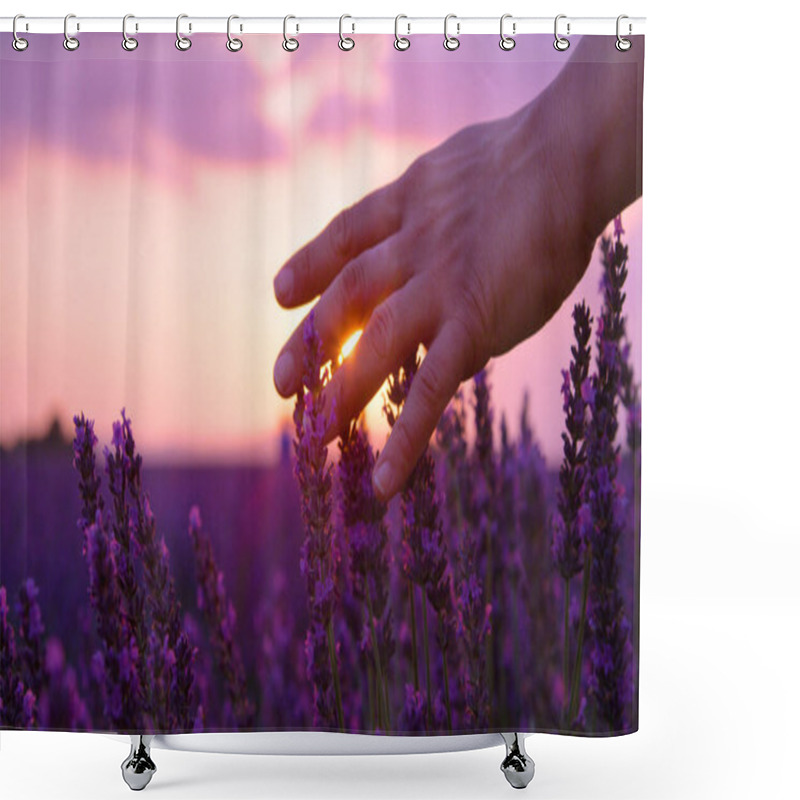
[485,526,494,705]
[563,577,571,724]
[367,661,376,730]
[326,619,345,730]
[408,580,420,692]
[365,587,388,731]
[421,594,433,731]
[441,638,453,732]
[568,544,592,724]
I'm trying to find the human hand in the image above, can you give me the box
[273,38,640,502]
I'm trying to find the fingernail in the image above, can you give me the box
[274,269,293,304]
[372,461,394,501]
[274,351,295,396]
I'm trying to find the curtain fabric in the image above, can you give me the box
[0,31,643,736]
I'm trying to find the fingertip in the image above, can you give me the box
[273,351,297,398]
[372,459,396,503]
[273,268,294,307]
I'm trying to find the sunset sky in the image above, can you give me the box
[0,32,641,466]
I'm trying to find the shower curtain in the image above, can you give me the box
[0,27,643,738]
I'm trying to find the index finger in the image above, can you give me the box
[274,181,404,308]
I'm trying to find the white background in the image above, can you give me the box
[2,1,798,798]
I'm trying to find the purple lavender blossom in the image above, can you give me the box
[1,585,36,728]
[72,413,105,556]
[514,393,560,728]
[399,684,428,733]
[39,637,92,730]
[583,225,635,732]
[102,410,150,713]
[551,302,593,582]
[188,505,254,729]
[14,579,45,697]
[619,338,641,457]
[71,410,201,731]
[435,388,471,528]
[384,349,453,731]
[293,311,345,730]
[84,514,142,730]
[116,412,197,732]
[338,420,394,730]
[455,571,491,728]
[550,302,593,725]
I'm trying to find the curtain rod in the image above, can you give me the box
[0,16,645,36]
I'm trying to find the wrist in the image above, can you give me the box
[515,36,643,245]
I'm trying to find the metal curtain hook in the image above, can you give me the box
[499,14,516,50]
[339,14,354,51]
[227,14,243,51]
[12,14,29,51]
[394,14,410,50]
[283,15,299,51]
[122,14,138,51]
[444,14,460,51]
[63,13,79,51]
[553,14,570,51]
[176,13,192,50]
[616,14,632,51]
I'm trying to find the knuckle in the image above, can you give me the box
[329,207,353,260]
[366,300,396,361]
[294,245,312,289]
[452,281,491,375]
[414,359,446,410]
[340,258,365,310]
[390,417,416,467]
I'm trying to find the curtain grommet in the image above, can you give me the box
[394,14,410,51]
[12,15,29,51]
[444,14,460,51]
[176,13,192,51]
[283,15,299,51]
[553,14,570,51]
[63,13,80,51]
[121,14,138,51]
[499,14,516,51]
[339,14,355,51]
[616,15,632,51]
[226,15,243,52]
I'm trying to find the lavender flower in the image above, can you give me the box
[455,571,490,728]
[338,420,394,730]
[550,302,593,725]
[117,412,197,731]
[14,579,45,696]
[551,302,593,582]
[384,349,453,730]
[188,506,254,729]
[85,514,142,730]
[471,370,497,708]
[72,413,104,556]
[515,393,560,727]
[102,411,150,711]
[39,637,92,730]
[619,338,641,457]
[1,585,36,728]
[584,224,635,731]
[435,389,471,528]
[293,311,344,729]
[399,684,428,733]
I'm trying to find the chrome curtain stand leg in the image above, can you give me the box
[500,733,535,790]
[121,734,157,791]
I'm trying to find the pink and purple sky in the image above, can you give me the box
[0,32,641,465]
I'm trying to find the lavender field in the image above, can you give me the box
[0,226,639,737]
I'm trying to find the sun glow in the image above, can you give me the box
[338,329,363,364]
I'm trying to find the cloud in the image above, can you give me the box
[0,33,286,185]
